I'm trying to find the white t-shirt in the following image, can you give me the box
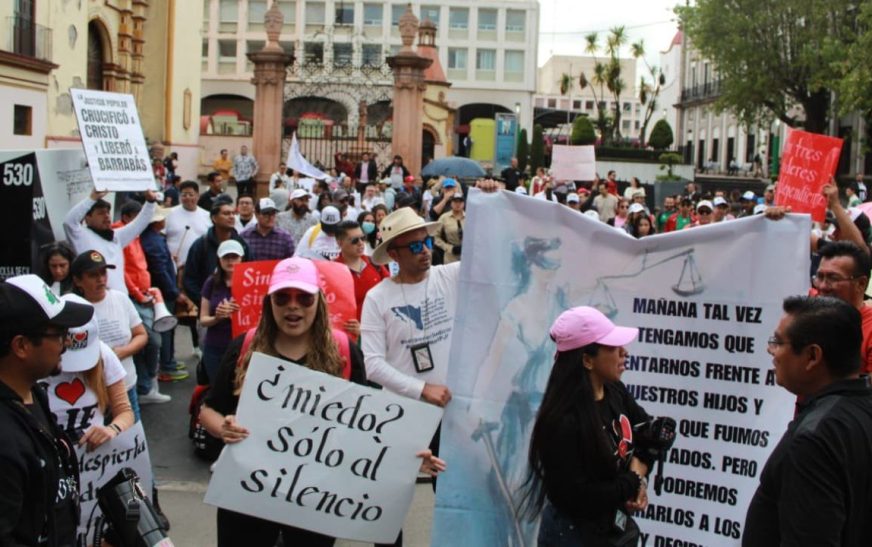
[92,290,142,389]
[361,262,460,399]
[296,225,341,261]
[43,342,126,434]
[165,205,212,267]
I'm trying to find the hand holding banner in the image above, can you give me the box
[775,129,843,221]
[204,353,442,542]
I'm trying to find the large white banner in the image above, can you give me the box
[71,88,154,191]
[431,190,810,546]
[76,422,154,546]
[205,353,443,543]
[550,144,596,181]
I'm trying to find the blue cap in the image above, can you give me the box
[443,178,457,188]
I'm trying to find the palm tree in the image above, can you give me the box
[631,39,667,147]
[604,27,627,143]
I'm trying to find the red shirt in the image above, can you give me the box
[334,255,389,319]
[861,305,872,373]
[112,220,151,303]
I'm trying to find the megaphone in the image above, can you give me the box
[148,288,178,334]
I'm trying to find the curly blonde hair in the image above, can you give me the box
[233,293,344,395]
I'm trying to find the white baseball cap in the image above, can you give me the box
[59,294,100,372]
[256,197,278,213]
[583,210,600,221]
[628,203,645,214]
[290,189,310,200]
[713,196,729,207]
[696,200,714,212]
[321,205,342,226]
[217,239,245,258]
[566,193,580,203]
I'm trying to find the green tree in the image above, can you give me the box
[516,128,529,173]
[677,0,859,134]
[571,116,597,145]
[648,119,674,150]
[835,2,872,152]
[631,39,666,148]
[530,124,545,172]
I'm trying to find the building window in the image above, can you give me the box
[420,5,439,24]
[303,42,324,65]
[506,10,525,32]
[389,44,400,56]
[478,9,497,31]
[219,40,236,61]
[202,39,209,59]
[547,98,557,108]
[622,120,631,131]
[635,120,640,130]
[219,0,237,31]
[278,1,296,24]
[585,100,594,110]
[505,50,524,72]
[281,41,295,60]
[13,105,32,136]
[363,3,382,26]
[333,43,352,66]
[391,4,405,26]
[449,8,468,30]
[248,0,268,26]
[335,2,354,25]
[476,48,496,70]
[247,40,264,55]
[573,100,582,110]
[362,44,382,66]
[447,47,467,69]
[306,2,325,26]
[623,102,631,112]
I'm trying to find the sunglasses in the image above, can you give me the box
[271,290,317,308]
[347,236,364,245]
[391,235,434,254]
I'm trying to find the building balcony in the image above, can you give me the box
[4,17,52,61]
[680,80,722,104]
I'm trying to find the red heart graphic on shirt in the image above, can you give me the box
[55,378,86,406]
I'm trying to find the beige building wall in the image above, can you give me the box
[423,83,454,159]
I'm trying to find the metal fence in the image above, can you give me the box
[284,132,393,174]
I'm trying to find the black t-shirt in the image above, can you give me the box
[25,401,79,547]
[206,334,368,416]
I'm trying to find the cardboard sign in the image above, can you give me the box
[205,353,442,542]
[0,152,38,279]
[70,88,155,192]
[431,190,811,546]
[550,144,596,181]
[775,129,843,221]
[231,259,357,338]
[76,422,154,546]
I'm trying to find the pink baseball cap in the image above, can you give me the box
[549,306,638,352]
[268,257,320,295]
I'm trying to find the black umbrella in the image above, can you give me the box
[421,156,486,179]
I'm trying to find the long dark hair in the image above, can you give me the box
[517,344,615,518]
[39,242,75,294]
[356,211,378,249]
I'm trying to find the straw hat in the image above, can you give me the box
[372,208,439,265]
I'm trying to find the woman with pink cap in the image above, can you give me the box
[199,256,444,546]
[519,306,656,546]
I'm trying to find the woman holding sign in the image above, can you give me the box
[199,256,444,546]
[520,306,663,546]
[198,239,243,383]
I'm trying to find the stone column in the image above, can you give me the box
[247,2,293,198]
[387,5,432,176]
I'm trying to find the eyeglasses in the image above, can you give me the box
[390,235,434,254]
[347,237,364,245]
[812,273,859,287]
[767,336,787,351]
[271,290,317,308]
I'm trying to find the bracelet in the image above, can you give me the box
[108,423,122,435]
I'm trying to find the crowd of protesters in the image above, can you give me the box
[5,142,872,547]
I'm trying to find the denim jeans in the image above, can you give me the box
[127,387,141,422]
[132,301,161,395]
[538,504,584,547]
[202,344,226,384]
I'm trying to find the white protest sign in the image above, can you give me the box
[431,190,810,546]
[550,144,596,181]
[76,422,154,546]
[71,88,154,191]
[205,354,443,543]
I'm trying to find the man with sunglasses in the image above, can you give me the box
[0,274,94,546]
[334,221,389,339]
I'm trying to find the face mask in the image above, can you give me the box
[362,221,376,235]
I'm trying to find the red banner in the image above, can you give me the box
[231,260,279,338]
[313,260,358,341]
[775,129,843,222]
[230,259,357,339]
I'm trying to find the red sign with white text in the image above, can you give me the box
[230,259,357,339]
[775,129,843,222]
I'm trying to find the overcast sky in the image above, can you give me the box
[537,0,681,69]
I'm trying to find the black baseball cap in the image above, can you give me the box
[0,274,93,330]
[71,250,117,278]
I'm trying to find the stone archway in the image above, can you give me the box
[87,20,112,90]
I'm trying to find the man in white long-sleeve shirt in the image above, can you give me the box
[63,188,157,295]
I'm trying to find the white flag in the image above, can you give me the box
[286,132,329,180]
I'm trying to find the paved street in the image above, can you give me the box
[141,329,436,546]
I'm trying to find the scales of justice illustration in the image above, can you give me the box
[589,248,706,318]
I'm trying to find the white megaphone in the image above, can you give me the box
[148,288,179,333]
